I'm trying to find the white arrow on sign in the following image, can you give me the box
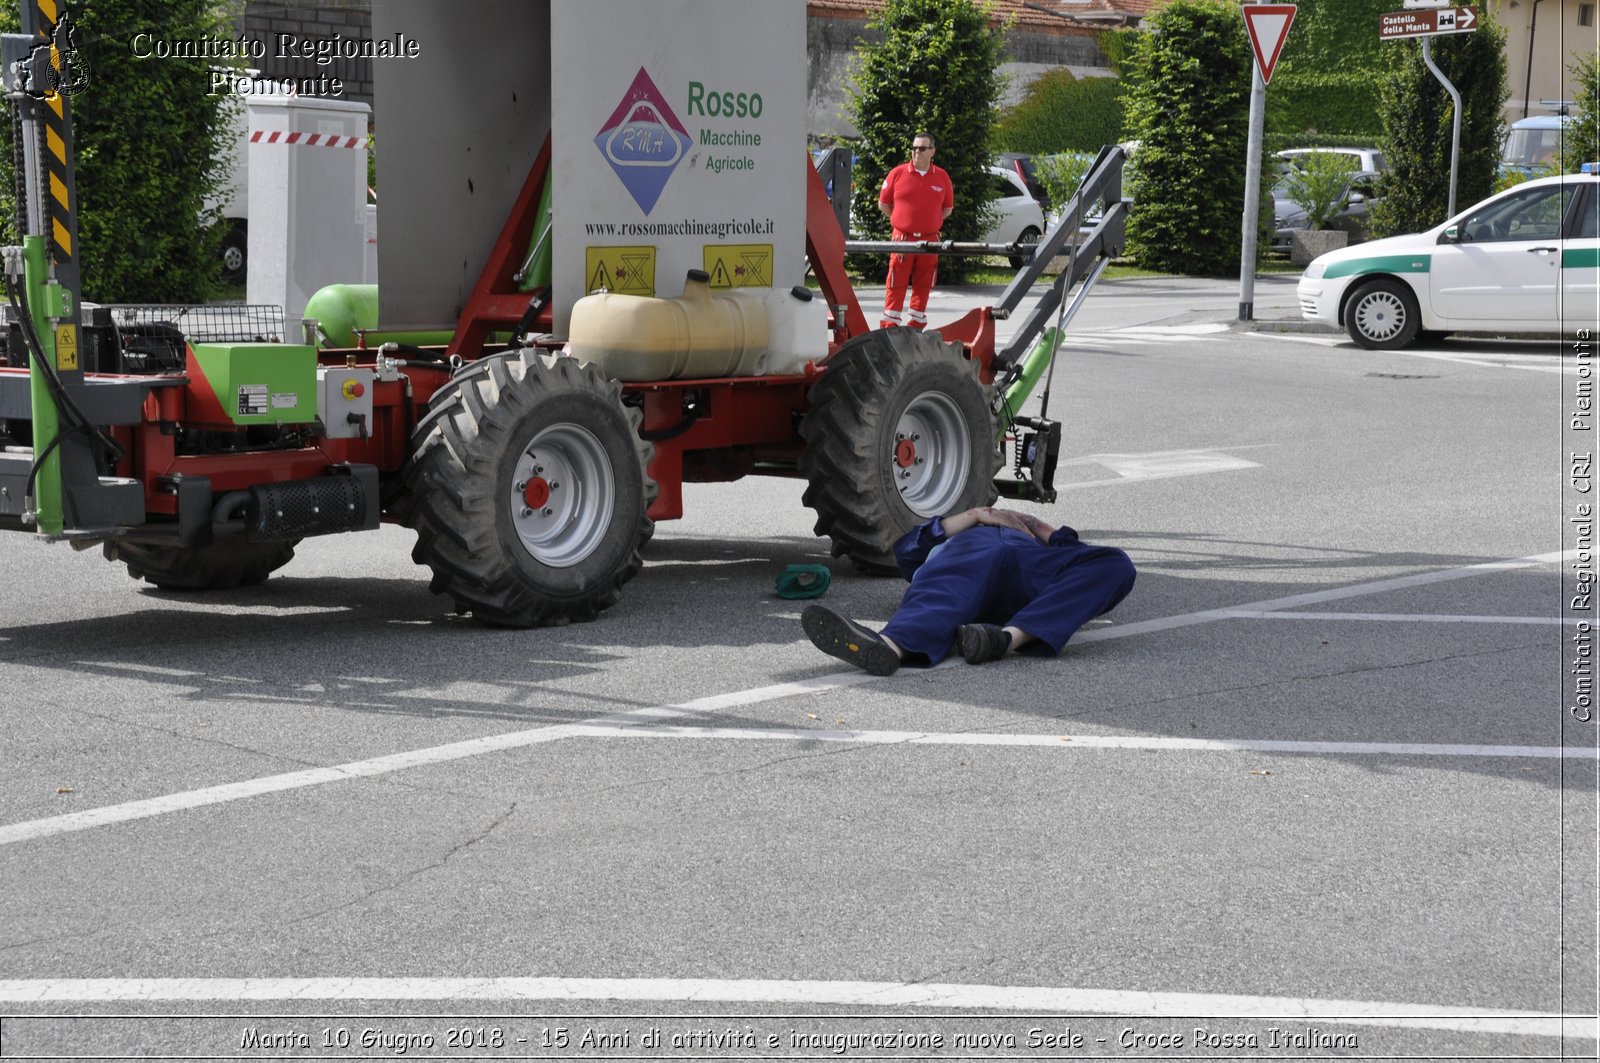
[1458,6,1476,27]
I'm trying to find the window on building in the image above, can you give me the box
[1580,3,1595,27]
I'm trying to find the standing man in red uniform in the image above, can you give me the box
[878,132,954,330]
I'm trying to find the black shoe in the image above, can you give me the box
[957,623,1011,664]
[801,605,900,676]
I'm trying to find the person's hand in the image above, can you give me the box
[1018,512,1058,543]
[968,507,1032,533]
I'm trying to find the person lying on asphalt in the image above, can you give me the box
[801,506,1136,676]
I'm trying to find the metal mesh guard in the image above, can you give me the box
[100,303,286,344]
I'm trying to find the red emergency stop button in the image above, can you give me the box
[342,379,365,400]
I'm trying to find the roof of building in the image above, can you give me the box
[807,0,1160,34]
[1054,0,1166,21]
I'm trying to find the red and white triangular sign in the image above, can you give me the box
[1243,4,1297,85]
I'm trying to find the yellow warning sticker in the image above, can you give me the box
[54,323,77,371]
[702,243,773,288]
[585,246,655,297]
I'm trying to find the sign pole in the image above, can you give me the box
[1380,5,1477,219]
[1420,34,1464,218]
[1237,3,1294,321]
[1238,61,1266,321]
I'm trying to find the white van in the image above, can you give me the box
[1502,113,1573,176]
[207,99,249,285]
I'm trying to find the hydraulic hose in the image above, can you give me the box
[3,271,124,504]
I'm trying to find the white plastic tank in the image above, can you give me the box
[760,285,830,375]
[568,269,769,381]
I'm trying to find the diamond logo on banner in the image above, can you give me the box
[1242,4,1297,85]
[595,67,693,216]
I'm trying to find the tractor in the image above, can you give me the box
[0,0,1127,627]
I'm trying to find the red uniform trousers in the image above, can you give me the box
[881,228,938,330]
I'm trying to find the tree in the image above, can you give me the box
[1368,14,1508,237]
[847,0,1004,279]
[1568,47,1600,171]
[1276,151,1358,230]
[1122,0,1256,276]
[0,0,239,302]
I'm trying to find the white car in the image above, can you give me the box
[984,164,1047,268]
[1297,172,1599,349]
[1279,146,1388,174]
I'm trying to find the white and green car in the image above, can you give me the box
[1298,172,1599,349]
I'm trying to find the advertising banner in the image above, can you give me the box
[550,0,805,332]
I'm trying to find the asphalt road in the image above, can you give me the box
[0,274,1594,1061]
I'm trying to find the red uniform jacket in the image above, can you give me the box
[879,162,953,238]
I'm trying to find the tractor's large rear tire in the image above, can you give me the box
[105,537,298,590]
[403,351,655,628]
[800,328,1000,571]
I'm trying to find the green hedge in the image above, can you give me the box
[1267,68,1383,141]
[1122,0,1261,276]
[847,0,1004,281]
[1261,0,1391,142]
[993,69,1127,155]
[1569,48,1600,171]
[0,1,238,302]
[1370,9,1508,236]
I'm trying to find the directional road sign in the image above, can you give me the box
[1379,6,1477,39]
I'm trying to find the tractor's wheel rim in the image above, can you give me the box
[510,423,615,568]
[1354,290,1405,341]
[894,389,970,517]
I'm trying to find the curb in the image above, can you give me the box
[1229,317,1340,335]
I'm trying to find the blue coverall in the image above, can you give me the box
[880,516,1137,665]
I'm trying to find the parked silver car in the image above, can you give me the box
[1271,149,1384,255]
[1278,146,1387,174]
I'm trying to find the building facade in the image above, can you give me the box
[1489,0,1598,122]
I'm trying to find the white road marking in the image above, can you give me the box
[1015,322,1235,349]
[564,724,1595,760]
[1111,323,1233,335]
[1250,331,1570,370]
[1224,610,1578,625]
[0,675,877,849]
[1254,332,1347,347]
[0,551,1570,848]
[1076,550,1567,643]
[1066,331,1225,346]
[0,978,1586,1041]
[1056,447,1261,490]
[1393,348,1565,374]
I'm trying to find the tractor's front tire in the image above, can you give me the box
[403,352,655,628]
[800,328,1000,571]
[105,536,298,590]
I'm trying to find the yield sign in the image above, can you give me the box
[1243,4,1297,84]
